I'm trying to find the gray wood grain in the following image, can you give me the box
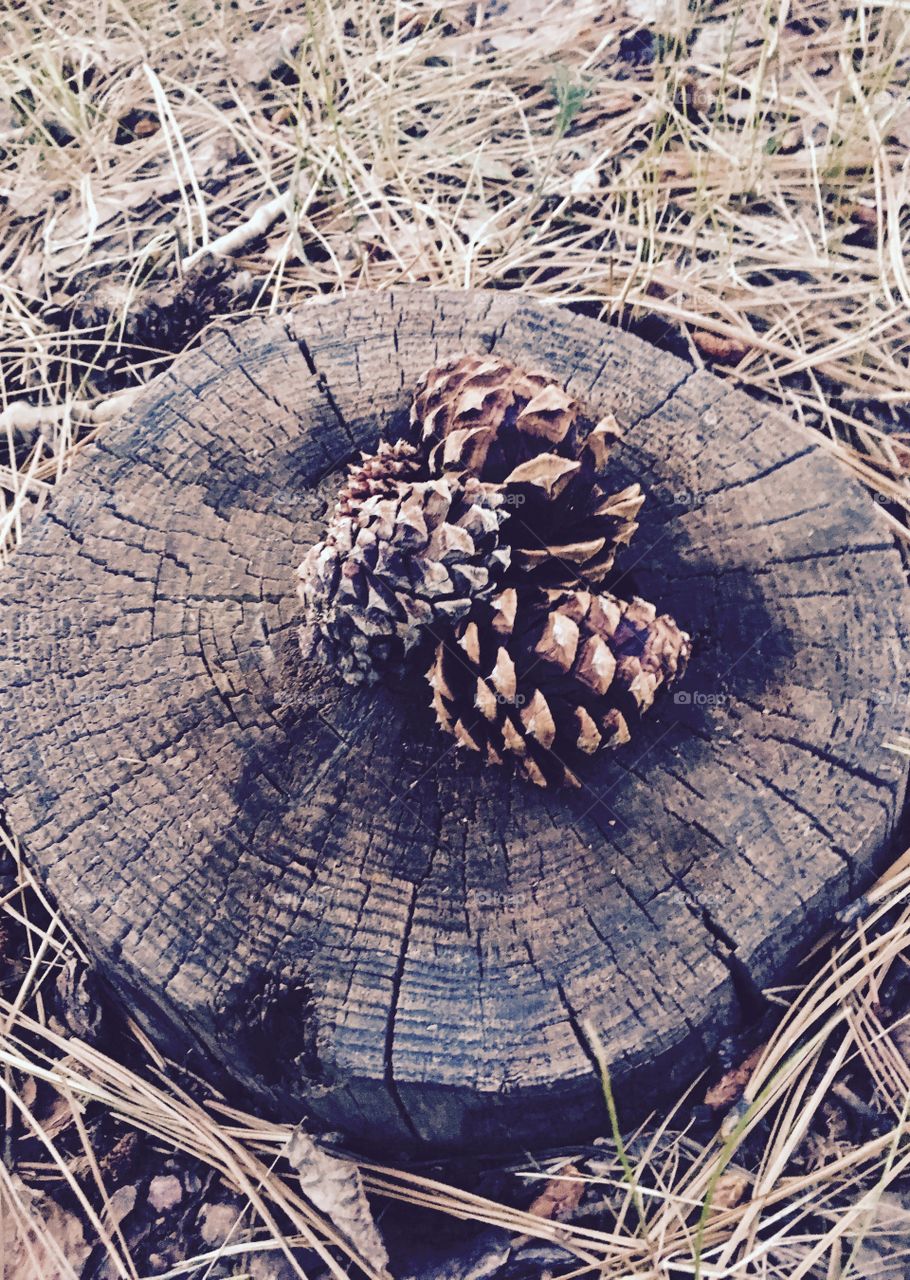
[0,288,907,1153]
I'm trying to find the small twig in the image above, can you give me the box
[182,175,313,271]
[0,387,144,442]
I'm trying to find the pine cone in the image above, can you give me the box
[63,258,257,396]
[333,439,425,516]
[409,354,643,587]
[297,463,511,684]
[410,355,576,463]
[426,585,690,787]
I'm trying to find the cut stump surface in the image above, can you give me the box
[1,289,908,1153]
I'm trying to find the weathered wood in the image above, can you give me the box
[0,289,908,1153]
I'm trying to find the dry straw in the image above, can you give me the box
[1,0,910,1273]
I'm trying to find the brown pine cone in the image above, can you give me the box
[297,469,511,684]
[426,585,690,787]
[333,439,425,516]
[408,354,643,587]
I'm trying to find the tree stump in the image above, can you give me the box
[1,289,908,1154]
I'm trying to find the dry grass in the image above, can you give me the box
[2,0,910,1275]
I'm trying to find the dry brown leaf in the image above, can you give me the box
[355,211,439,269]
[1,165,65,221]
[232,22,305,85]
[286,1128,391,1277]
[890,437,910,474]
[800,1099,851,1172]
[569,162,602,196]
[101,1183,137,1231]
[691,329,752,363]
[3,1176,91,1280]
[527,1163,586,1221]
[711,1170,751,1210]
[704,1043,766,1110]
[474,153,513,183]
[187,134,242,187]
[16,252,43,298]
[486,0,599,54]
[46,192,124,271]
[850,203,879,228]
[44,175,176,273]
[38,1091,78,1141]
[626,0,677,23]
